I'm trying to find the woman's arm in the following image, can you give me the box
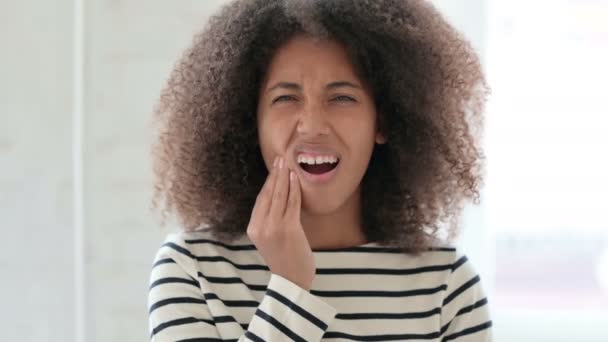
[147,238,337,341]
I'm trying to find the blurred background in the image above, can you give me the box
[1,0,607,341]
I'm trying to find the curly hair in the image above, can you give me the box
[151,0,489,253]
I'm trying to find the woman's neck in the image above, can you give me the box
[300,186,368,250]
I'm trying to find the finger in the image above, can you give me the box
[250,156,279,223]
[269,156,289,219]
[285,169,301,220]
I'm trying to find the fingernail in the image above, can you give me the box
[273,157,278,168]
[290,171,294,180]
[279,157,284,169]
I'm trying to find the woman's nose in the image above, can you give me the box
[296,103,330,136]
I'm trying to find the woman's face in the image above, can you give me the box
[256,33,385,215]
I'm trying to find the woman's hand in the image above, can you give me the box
[247,156,316,291]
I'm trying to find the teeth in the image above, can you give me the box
[297,154,339,165]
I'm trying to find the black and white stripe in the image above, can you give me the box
[148,231,492,341]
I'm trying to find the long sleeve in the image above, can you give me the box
[147,234,337,341]
[439,253,493,341]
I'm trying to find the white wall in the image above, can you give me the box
[1,0,75,341]
[82,2,230,341]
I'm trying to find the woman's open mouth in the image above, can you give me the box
[296,154,340,184]
[299,161,338,174]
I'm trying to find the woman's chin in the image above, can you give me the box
[301,193,344,216]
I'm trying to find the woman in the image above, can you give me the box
[148,0,492,340]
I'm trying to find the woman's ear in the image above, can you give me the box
[375,112,387,144]
[375,131,387,144]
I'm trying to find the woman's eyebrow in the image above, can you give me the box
[266,82,301,93]
[325,81,362,90]
[265,80,362,93]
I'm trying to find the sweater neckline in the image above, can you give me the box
[227,231,380,252]
[311,240,380,252]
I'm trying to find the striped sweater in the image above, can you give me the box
[147,230,492,341]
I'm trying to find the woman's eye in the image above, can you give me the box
[272,95,355,104]
[332,95,356,102]
[272,95,295,103]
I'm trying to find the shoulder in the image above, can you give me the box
[438,247,485,293]
[428,247,492,338]
[152,229,253,265]
[417,245,484,290]
[432,247,490,323]
[397,245,466,270]
[150,229,262,290]
[406,246,485,298]
[433,246,478,279]
[414,245,478,273]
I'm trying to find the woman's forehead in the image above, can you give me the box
[261,35,362,89]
